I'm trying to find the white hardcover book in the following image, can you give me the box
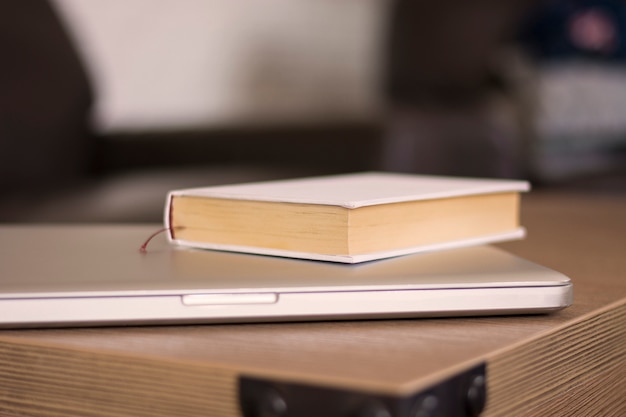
[164,172,530,263]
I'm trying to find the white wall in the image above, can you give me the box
[52,0,387,133]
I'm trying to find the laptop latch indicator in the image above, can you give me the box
[182,293,278,306]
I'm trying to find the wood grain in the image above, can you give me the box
[1,191,625,416]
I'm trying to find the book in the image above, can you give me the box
[164,172,530,263]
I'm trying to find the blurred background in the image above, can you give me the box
[1,0,625,222]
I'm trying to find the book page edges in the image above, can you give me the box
[168,228,526,264]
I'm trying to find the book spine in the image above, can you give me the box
[163,192,176,241]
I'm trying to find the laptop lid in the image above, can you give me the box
[0,225,572,328]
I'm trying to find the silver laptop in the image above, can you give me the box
[0,225,572,328]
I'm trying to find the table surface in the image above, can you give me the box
[1,190,625,417]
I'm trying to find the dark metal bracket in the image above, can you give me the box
[239,362,486,417]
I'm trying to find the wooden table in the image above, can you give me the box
[1,191,625,417]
